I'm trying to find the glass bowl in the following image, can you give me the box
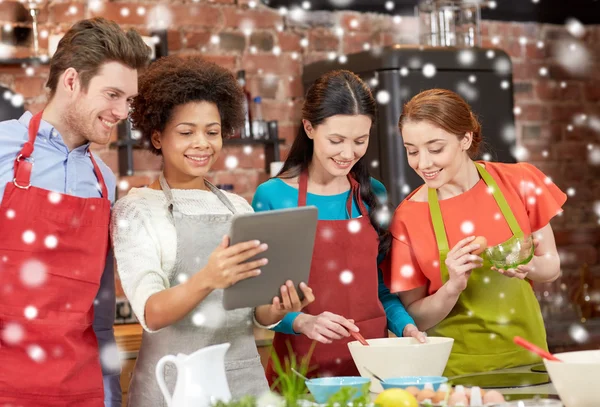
[485,234,534,270]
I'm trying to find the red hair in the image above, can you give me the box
[399,89,482,157]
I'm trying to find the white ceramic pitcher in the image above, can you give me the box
[155,342,232,407]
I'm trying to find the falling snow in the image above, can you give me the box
[2,322,24,345]
[11,93,24,107]
[422,64,436,78]
[6,209,15,219]
[28,345,46,363]
[24,305,38,320]
[44,235,58,249]
[460,221,474,234]
[225,156,238,169]
[20,259,47,288]
[457,49,475,66]
[320,227,334,240]
[456,81,478,102]
[192,312,206,326]
[347,220,361,233]
[193,303,226,328]
[22,230,36,244]
[493,57,511,75]
[339,270,354,284]
[376,90,390,105]
[100,343,121,371]
[553,39,591,75]
[565,18,586,38]
[569,323,589,343]
[48,192,62,204]
[400,265,414,278]
[512,145,530,161]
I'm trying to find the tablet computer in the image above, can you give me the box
[222,206,318,311]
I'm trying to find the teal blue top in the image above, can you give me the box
[251,177,416,337]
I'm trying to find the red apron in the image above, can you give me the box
[266,171,387,383]
[0,112,109,406]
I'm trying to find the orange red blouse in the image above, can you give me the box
[382,162,567,295]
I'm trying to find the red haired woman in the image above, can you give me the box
[383,89,566,377]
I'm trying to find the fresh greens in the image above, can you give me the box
[212,341,374,407]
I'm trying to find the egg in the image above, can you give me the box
[432,390,447,403]
[416,388,436,402]
[471,236,488,255]
[448,391,469,406]
[483,390,506,404]
[404,386,420,397]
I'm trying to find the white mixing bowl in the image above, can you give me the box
[544,349,600,407]
[348,336,454,393]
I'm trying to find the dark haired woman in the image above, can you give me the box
[252,70,425,380]
[383,89,565,376]
[110,55,314,405]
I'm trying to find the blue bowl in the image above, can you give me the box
[380,376,448,391]
[305,377,371,403]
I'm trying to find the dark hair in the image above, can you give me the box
[47,17,151,98]
[398,88,483,158]
[279,70,391,256]
[130,55,246,155]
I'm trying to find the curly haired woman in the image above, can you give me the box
[110,55,314,406]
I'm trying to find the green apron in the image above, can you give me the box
[427,163,547,377]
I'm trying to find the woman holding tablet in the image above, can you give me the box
[252,70,425,381]
[111,55,313,405]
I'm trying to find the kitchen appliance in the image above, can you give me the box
[303,46,517,206]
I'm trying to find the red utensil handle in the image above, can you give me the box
[351,331,369,346]
[514,336,561,362]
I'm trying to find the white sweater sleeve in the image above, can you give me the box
[110,195,170,332]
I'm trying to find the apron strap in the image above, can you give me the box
[89,152,109,199]
[428,162,526,257]
[347,176,370,218]
[428,188,450,253]
[14,111,109,198]
[474,163,523,238]
[204,179,238,214]
[159,173,238,217]
[298,170,309,207]
[298,169,368,219]
[13,111,42,189]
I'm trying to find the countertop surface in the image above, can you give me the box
[114,323,275,359]
[449,364,557,396]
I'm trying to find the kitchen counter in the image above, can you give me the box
[114,324,275,359]
[453,364,557,397]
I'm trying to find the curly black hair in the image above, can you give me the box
[130,55,246,155]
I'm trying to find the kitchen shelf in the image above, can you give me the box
[0,56,49,66]
[224,138,285,172]
[224,138,284,145]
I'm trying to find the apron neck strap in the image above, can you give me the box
[298,169,369,218]
[428,188,450,253]
[474,162,523,238]
[14,111,108,198]
[428,162,525,254]
[159,173,238,215]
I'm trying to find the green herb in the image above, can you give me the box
[212,340,372,407]
[322,382,371,407]
[213,395,257,407]
[270,340,317,405]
